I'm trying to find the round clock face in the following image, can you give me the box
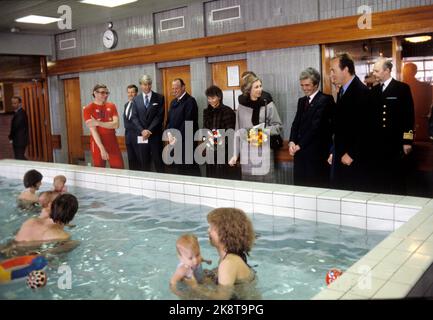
[103,29,117,49]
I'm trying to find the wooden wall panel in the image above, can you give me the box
[48,5,433,76]
[211,60,247,91]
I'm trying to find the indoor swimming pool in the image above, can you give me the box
[0,176,389,300]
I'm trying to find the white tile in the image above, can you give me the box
[408,227,433,242]
[170,193,185,204]
[349,276,386,298]
[327,272,359,292]
[94,174,106,184]
[369,194,405,205]
[362,247,391,262]
[156,191,170,200]
[129,178,142,189]
[416,241,433,256]
[404,253,433,271]
[184,184,200,196]
[396,196,430,208]
[142,189,156,199]
[394,221,406,230]
[390,265,426,286]
[395,239,423,253]
[383,250,412,266]
[106,175,117,185]
[273,206,294,218]
[234,201,254,214]
[294,196,316,210]
[346,258,380,275]
[76,172,86,181]
[254,204,273,215]
[342,215,366,229]
[343,191,376,203]
[217,199,235,207]
[340,292,367,300]
[367,203,393,220]
[217,188,235,201]
[317,211,340,226]
[253,191,273,205]
[295,209,316,222]
[184,195,201,205]
[373,281,412,299]
[117,176,129,187]
[201,197,217,208]
[273,193,294,208]
[312,289,345,300]
[170,183,184,194]
[117,186,130,194]
[317,199,340,213]
[367,218,394,231]
[200,186,217,198]
[234,190,253,202]
[370,261,401,280]
[341,201,367,217]
[130,187,142,196]
[394,207,419,222]
[155,181,170,192]
[376,236,404,250]
[142,179,155,191]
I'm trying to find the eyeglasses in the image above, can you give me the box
[95,90,110,95]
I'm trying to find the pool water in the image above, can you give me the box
[0,177,389,300]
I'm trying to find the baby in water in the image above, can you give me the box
[170,234,211,292]
[38,191,60,219]
[53,175,67,193]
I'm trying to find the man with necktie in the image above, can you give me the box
[123,85,139,170]
[370,58,415,194]
[289,68,335,187]
[130,74,165,172]
[329,52,372,191]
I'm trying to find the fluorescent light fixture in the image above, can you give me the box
[80,0,138,8]
[15,15,62,24]
[404,35,432,43]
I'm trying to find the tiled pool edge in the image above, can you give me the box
[1,159,433,300]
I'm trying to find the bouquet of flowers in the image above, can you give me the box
[203,129,223,150]
[247,125,268,147]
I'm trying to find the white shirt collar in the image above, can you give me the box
[308,90,319,102]
[382,77,393,91]
[143,91,152,101]
[178,91,187,101]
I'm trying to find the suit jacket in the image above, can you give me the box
[8,107,29,147]
[333,76,371,161]
[370,78,415,156]
[130,91,165,144]
[123,100,139,145]
[290,91,335,160]
[167,92,199,137]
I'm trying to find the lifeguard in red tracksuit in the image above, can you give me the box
[83,84,124,169]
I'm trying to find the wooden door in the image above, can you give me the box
[211,60,247,91]
[63,78,84,164]
[20,81,53,162]
[161,65,191,124]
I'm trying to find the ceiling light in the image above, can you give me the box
[404,36,432,43]
[80,0,138,8]
[15,15,62,24]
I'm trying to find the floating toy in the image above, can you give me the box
[0,255,48,285]
[27,270,47,289]
[325,268,343,285]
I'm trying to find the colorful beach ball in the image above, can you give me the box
[27,270,47,289]
[325,269,343,285]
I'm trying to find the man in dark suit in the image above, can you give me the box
[329,53,371,191]
[289,68,335,187]
[123,84,139,170]
[130,75,165,172]
[166,78,200,176]
[370,58,415,194]
[8,96,29,160]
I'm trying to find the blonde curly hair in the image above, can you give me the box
[207,208,255,262]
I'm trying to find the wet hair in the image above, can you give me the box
[127,84,138,93]
[50,193,78,225]
[176,234,200,255]
[92,84,109,98]
[299,67,321,86]
[173,78,185,87]
[205,85,223,101]
[332,52,355,75]
[207,208,255,263]
[241,74,261,96]
[23,170,43,188]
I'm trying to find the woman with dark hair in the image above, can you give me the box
[203,85,240,180]
[17,169,43,209]
[229,75,282,182]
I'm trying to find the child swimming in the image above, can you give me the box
[53,175,67,193]
[170,234,211,292]
[38,191,60,219]
[17,170,43,210]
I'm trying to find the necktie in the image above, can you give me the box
[125,101,132,120]
[381,83,385,92]
[337,87,344,103]
[304,97,310,111]
[144,95,149,109]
